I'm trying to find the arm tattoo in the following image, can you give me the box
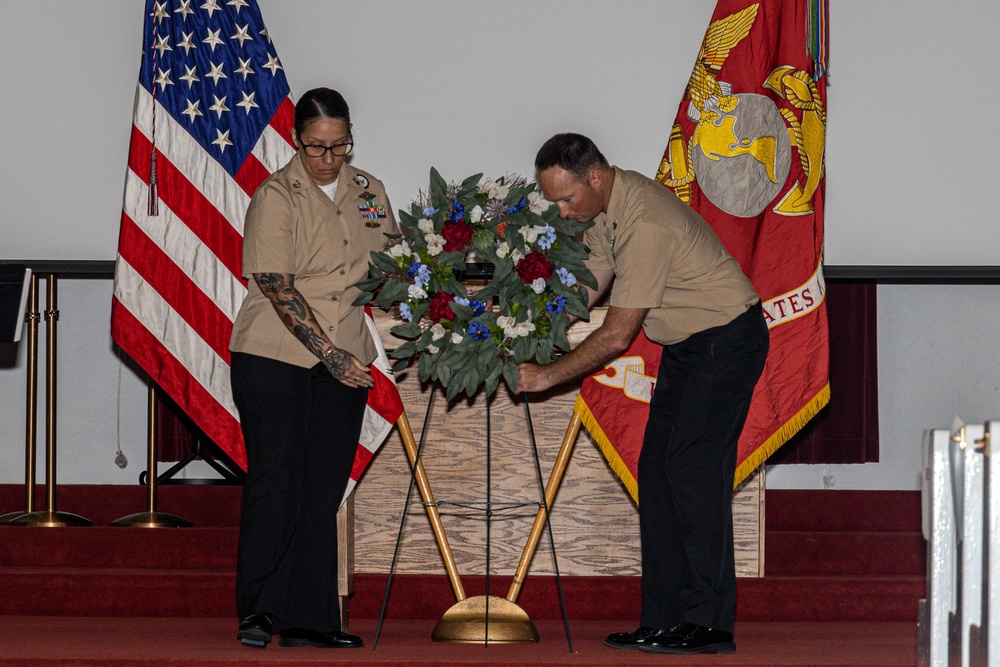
[254,272,354,378]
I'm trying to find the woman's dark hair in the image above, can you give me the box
[294,87,350,135]
[535,133,609,177]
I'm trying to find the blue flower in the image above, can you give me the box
[468,299,486,316]
[423,206,438,216]
[399,302,413,322]
[449,201,465,222]
[545,295,567,314]
[537,226,556,250]
[453,296,470,307]
[407,261,431,288]
[506,197,527,213]
[467,321,490,340]
[556,267,577,286]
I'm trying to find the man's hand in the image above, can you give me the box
[515,362,555,394]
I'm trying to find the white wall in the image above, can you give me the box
[1,1,999,264]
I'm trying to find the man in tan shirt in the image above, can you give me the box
[517,133,768,655]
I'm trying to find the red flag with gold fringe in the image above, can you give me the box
[575,0,830,495]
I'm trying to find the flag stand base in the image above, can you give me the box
[432,595,539,643]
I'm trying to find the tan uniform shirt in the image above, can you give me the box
[230,155,397,367]
[584,166,758,346]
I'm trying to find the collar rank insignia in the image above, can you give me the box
[353,174,370,188]
[293,180,303,189]
[359,200,386,227]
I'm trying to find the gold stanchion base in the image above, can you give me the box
[9,511,92,527]
[110,511,192,528]
[431,595,539,643]
[0,511,29,524]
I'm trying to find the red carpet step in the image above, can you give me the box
[0,485,927,624]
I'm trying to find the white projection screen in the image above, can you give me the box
[1,1,997,268]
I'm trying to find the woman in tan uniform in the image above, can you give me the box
[229,87,395,650]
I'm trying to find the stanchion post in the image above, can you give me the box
[0,274,39,524]
[111,383,192,527]
[10,274,91,527]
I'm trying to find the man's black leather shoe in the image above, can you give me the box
[639,622,736,654]
[236,612,272,649]
[277,628,364,648]
[604,626,672,650]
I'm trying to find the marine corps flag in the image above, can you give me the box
[576,0,830,496]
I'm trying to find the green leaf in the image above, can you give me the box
[375,283,405,309]
[535,339,553,365]
[437,251,468,271]
[502,361,519,393]
[485,373,499,397]
[391,340,417,359]
[430,167,449,210]
[459,173,484,197]
[390,358,410,374]
[565,296,590,321]
[445,378,463,402]
[355,275,383,292]
[418,353,432,383]
[371,251,399,274]
[390,321,423,339]
[351,291,374,306]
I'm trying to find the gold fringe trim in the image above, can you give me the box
[574,383,832,501]
[733,382,831,487]
[574,395,639,504]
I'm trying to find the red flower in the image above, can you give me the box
[428,290,456,322]
[496,221,509,238]
[516,251,554,284]
[442,219,473,252]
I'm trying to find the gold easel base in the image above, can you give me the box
[431,595,539,644]
[0,511,29,525]
[8,511,92,527]
[110,512,193,528]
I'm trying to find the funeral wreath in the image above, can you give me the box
[354,168,596,400]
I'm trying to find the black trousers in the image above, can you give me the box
[230,352,368,632]
[638,303,768,633]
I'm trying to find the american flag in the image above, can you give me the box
[112,0,403,503]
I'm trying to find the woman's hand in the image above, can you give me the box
[322,348,374,389]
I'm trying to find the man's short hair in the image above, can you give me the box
[535,133,609,178]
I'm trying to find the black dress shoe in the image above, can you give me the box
[640,622,736,654]
[604,626,672,650]
[277,628,364,648]
[236,612,272,649]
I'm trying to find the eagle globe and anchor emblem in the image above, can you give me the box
[657,3,826,219]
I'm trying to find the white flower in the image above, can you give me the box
[510,248,524,265]
[417,218,435,233]
[469,205,484,224]
[451,332,463,345]
[496,241,510,259]
[497,315,515,332]
[530,277,546,294]
[407,284,427,300]
[425,233,446,256]
[427,344,440,355]
[430,323,447,341]
[477,176,496,195]
[389,241,411,258]
[493,183,510,199]
[520,226,540,244]
[527,190,551,214]
[513,321,536,337]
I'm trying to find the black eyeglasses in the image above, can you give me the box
[301,138,353,158]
